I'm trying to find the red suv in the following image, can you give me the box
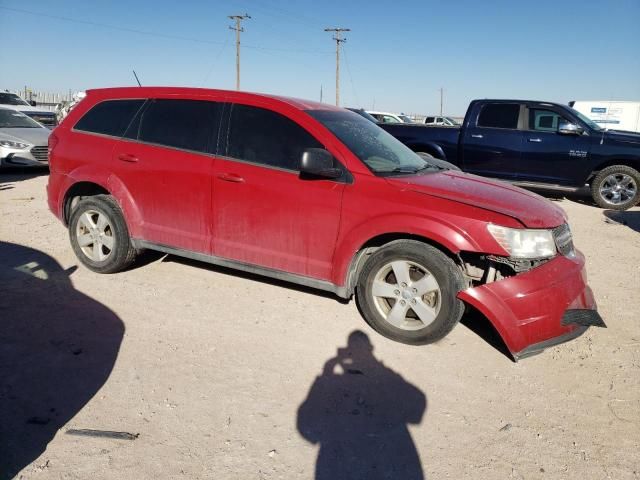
[47,87,604,360]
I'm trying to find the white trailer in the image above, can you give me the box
[569,100,640,133]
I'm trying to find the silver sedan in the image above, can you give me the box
[0,107,50,167]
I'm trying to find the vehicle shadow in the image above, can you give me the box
[0,169,49,191]
[460,305,512,360]
[297,330,427,479]
[0,241,124,479]
[526,187,595,207]
[603,209,640,233]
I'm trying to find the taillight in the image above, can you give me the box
[48,132,59,156]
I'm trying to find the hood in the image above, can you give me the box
[386,170,567,228]
[0,128,50,146]
[603,129,640,146]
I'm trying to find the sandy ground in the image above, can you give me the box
[1,170,639,480]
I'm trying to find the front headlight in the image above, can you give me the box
[0,140,29,149]
[487,224,556,259]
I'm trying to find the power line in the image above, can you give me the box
[342,45,360,107]
[228,14,251,90]
[0,6,330,55]
[202,31,234,85]
[324,27,350,107]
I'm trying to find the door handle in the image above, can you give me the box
[471,134,483,139]
[528,138,542,143]
[117,153,139,163]
[217,173,245,183]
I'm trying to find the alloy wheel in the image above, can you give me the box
[371,260,441,331]
[75,209,115,262]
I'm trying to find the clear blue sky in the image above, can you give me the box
[1,0,638,115]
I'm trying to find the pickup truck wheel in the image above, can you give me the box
[356,240,465,345]
[591,165,640,210]
[68,195,137,273]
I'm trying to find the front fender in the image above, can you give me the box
[331,213,483,287]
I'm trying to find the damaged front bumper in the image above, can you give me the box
[458,249,604,361]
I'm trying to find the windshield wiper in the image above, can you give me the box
[386,167,419,174]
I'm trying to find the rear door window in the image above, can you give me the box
[477,103,520,129]
[226,104,322,171]
[74,99,145,137]
[137,99,222,154]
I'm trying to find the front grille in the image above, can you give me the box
[31,146,48,162]
[553,223,574,256]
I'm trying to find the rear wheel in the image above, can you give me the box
[68,195,137,273]
[591,165,640,210]
[356,240,466,345]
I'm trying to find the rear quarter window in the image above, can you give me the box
[74,99,145,137]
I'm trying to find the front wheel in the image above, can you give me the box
[591,165,640,210]
[356,240,466,345]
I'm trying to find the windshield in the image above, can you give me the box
[398,115,414,123]
[0,109,42,128]
[444,117,460,125]
[307,109,440,175]
[0,93,30,107]
[568,107,603,131]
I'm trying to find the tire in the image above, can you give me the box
[68,194,137,273]
[590,165,640,210]
[356,240,466,345]
[416,152,461,171]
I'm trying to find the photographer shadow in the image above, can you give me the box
[297,331,426,479]
[0,241,124,479]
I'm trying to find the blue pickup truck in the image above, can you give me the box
[380,99,640,210]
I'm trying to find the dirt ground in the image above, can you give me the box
[1,170,639,480]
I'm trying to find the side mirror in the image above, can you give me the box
[300,148,342,179]
[558,120,584,135]
[29,100,37,107]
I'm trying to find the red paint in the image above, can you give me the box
[47,87,599,356]
[458,251,596,355]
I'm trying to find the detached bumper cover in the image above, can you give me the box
[458,250,603,360]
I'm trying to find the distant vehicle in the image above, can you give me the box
[423,116,460,127]
[380,99,640,210]
[0,92,57,128]
[55,91,87,123]
[46,87,603,359]
[366,111,414,124]
[569,101,640,133]
[346,108,379,123]
[0,107,50,167]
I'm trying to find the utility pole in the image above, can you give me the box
[439,87,444,116]
[324,27,350,107]
[229,13,251,90]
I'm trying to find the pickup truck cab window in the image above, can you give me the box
[74,99,145,137]
[227,104,323,171]
[529,108,566,132]
[477,103,520,129]
[137,99,222,154]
